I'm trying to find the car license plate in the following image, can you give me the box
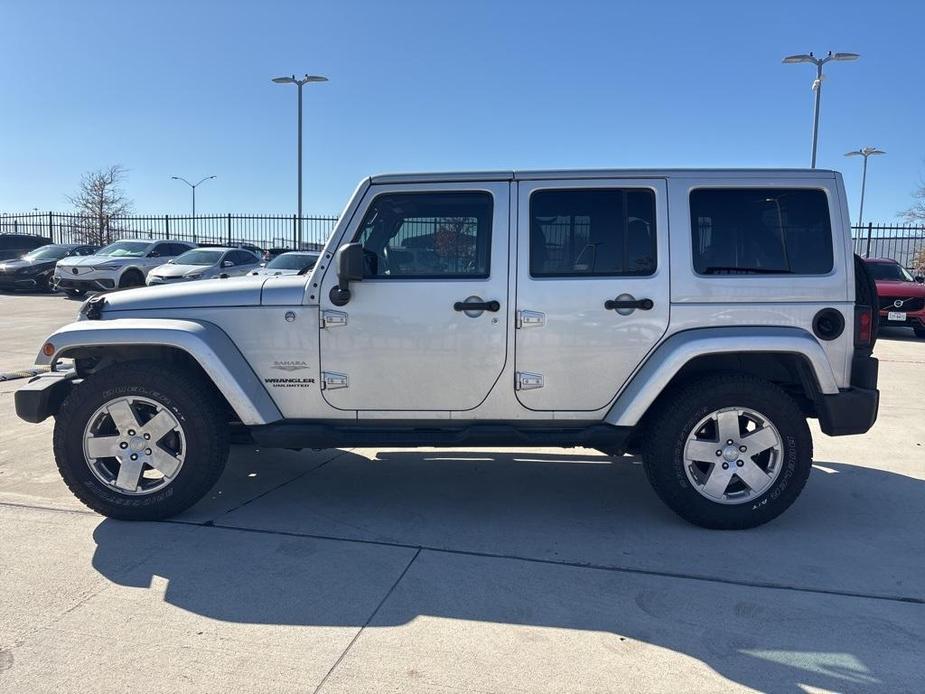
[888,311,906,322]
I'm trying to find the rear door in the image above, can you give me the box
[514,178,670,411]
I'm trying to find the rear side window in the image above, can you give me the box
[690,188,833,275]
[530,189,657,277]
[355,191,493,279]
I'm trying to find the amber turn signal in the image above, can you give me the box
[42,342,55,357]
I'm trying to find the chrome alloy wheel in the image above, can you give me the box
[682,407,783,505]
[82,396,186,495]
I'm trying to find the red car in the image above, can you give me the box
[864,257,925,338]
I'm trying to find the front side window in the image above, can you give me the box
[690,188,833,275]
[530,189,657,277]
[354,191,493,278]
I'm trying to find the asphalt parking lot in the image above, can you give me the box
[1,291,923,693]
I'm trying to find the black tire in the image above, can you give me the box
[119,269,145,288]
[53,361,229,520]
[642,373,812,530]
[914,325,925,339]
[65,288,86,298]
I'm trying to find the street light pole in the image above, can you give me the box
[844,147,886,228]
[272,73,328,248]
[171,175,216,242]
[783,51,860,168]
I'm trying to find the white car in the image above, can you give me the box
[147,247,261,286]
[249,251,320,277]
[54,239,195,297]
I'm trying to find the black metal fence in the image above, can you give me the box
[851,224,925,270]
[2,212,923,270]
[0,212,339,251]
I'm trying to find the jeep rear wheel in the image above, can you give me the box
[53,361,229,520]
[642,374,812,529]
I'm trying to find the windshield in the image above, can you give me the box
[22,245,70,261]
[867,262,914,282]
[173,249,223,266]
[267,253,319,270]
[97,241,150,258]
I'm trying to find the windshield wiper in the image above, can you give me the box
[701,266,793,275]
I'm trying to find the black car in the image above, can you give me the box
[0,243,98,292]
[0,233,51,261]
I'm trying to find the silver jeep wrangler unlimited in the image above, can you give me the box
[15,169,880,529]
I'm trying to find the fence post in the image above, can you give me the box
[164,215,170,239]
[227,213,232,246]
[865,222,873,258]
[293,215,298,249]
[48,211,54,243]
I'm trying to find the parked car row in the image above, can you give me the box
[0,232,321,298]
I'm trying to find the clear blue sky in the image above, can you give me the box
[1,0,922,222]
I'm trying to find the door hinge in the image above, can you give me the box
[515,372,544,391]
[516,310,546,329]
[321,371,349,390]
[320,310,348,328]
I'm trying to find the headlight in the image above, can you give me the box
[93,263,121,271]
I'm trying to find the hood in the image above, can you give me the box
[0,257,57,273]
[151,262,213,278]
[874,279,925,298]
[57,254,119,269]
[251,267,298,277]
[100,276,266,313]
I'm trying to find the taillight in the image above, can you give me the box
[855,306,873,348]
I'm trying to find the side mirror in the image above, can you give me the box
[330,242,364,306]
[148,251,160,258]
[222,260,234,268]
[915,275,924,284]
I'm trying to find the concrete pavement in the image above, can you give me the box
[1,291,923,692]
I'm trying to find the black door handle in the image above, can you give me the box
[454,300,500,312]
[604,297,654,311]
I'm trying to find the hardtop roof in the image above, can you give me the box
[369,168,839,184]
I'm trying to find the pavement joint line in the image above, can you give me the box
[313,547,422,694]
[163,518,925,607]
[202,448,354,524]
[5,498,924,607]
[4,502,924,608]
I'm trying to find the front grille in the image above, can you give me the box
[879,296,924,311]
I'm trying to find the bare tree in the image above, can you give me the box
[901,175,925,223]
[67,165,134,245]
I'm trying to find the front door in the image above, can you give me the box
[514,178,670,411]
[319,182,510,411]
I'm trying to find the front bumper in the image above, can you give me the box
[147,275,192,285]
[0,274,44,289]
[54,276,116,291]
[14,372,75,424]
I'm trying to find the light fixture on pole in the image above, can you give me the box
[272,73,328,248]
[782,51,859,168]
[844,147,885,228]
[171,175,216,241]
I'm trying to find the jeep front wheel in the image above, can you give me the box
[642,374,812,529]
[53,361,229,520]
